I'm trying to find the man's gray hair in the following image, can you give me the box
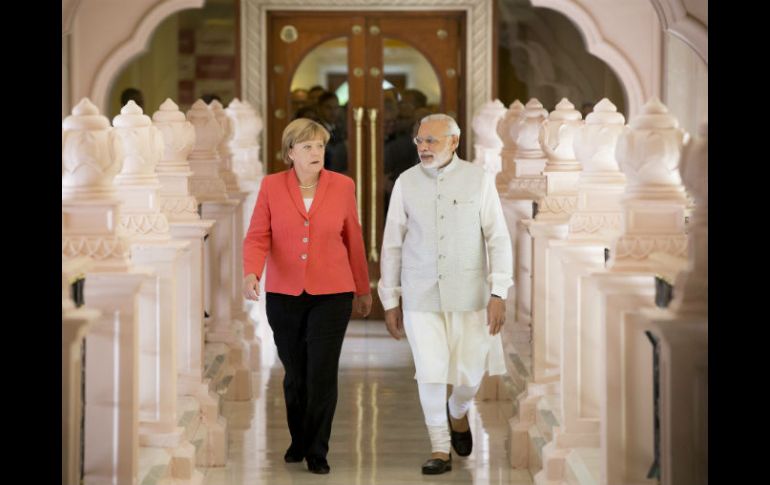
[420,113,461,137]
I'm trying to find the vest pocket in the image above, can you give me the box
[447,199,484,271]
[450,198,479,228]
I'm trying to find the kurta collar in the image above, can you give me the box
[418,152,462,178]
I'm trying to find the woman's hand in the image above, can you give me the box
[243,274,260,301]
[353,293,373,317]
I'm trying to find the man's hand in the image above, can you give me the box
[354,294,373,317]
[487,296,506,335]
[384,306,405,340]
[243,273,259,301]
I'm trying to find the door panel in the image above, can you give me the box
[268,11,465,319]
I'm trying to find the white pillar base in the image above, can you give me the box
[176,377,228,467]
[223,344,253,402]
[535,440,571,484]
[139,424,185,448]
[197,415,228,467]
[477,374,501,401]
[169,442,205,485]
[234,311,262,371]
[509,415,531,469]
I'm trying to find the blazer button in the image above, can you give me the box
[302,237,309,243]
[301,254,308,260]
[304,220,310,226]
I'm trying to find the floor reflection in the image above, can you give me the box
[203,320,533,484]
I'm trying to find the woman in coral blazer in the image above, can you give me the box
[242,118,371,475]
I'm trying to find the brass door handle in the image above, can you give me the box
[367,108,378,263]
[353,107,364,223]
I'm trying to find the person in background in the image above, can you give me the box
[317,92,347,173]
[402,88,428,111]
[291,88,311,117]
[293,104,321,123]
[580,101,593,119]
[307,85,325,106]
[201,93,222,104]
[120,87,144,109]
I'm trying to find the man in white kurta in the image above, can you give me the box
[378,114,513,474]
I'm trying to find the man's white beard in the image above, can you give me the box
[420,147,453,168]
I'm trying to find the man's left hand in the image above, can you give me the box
[487,296,506,335]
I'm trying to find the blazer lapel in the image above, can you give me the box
[285,169,308,218]
[308,169,329,218]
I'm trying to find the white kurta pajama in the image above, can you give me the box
[378,154,513,387]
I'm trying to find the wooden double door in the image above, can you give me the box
[267,11,466,318]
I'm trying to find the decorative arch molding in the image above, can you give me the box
[530,0,647,117]
[243,0,494,151]
[648,0,707,63]
[89,0,205,111]
[62,0,82,34]
[85,0,666,122]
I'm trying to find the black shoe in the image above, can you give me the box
[306,456,330,474]
[447,403,473,456]
[284,446,304,463]
[421,455,452,475]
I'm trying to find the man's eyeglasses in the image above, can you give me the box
[413,134,452,146]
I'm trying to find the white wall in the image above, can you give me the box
[663,32,707,137]
[63,33,71,120]
[649,0,707,63]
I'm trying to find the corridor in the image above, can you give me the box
[202,320,533,485]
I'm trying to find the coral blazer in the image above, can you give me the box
[243,168,370,296]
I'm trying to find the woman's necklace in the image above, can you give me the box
[295,168,318,189]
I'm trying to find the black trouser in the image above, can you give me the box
[266,291,353,460]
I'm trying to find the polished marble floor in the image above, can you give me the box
[202,320,533,485]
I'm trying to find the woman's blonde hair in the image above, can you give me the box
[281,118,330,166]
